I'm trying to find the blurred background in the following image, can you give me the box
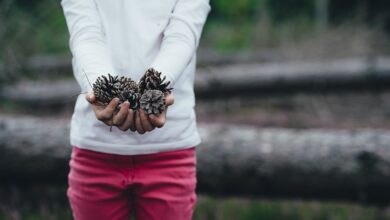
[1,0,390,219]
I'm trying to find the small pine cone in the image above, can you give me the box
[121,91,140,110]
[93,74,141,110]
[117,76,140,109]
[119,76,138,94]
[138,68,172,94]
[139,90,166,115]
[93,74,121,105]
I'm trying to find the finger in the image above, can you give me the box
[130,123,137,132]
[103,118,113,126]
[96,98,119,120]
[149,113,165,128]
[86,93,96,104]
[130,111,137,132]
[139,110,155,132]
[118,109,134,131]
[106,98,120,113]
[135,111,146,134]
[165,94,174,106]
[113,101,129,126]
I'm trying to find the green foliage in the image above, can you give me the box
[202,0,319,52]
[201,17,315,53]
[267,0,315,22]
[2,0,390,58]
[211,0,265,20]
[193,197,385,220]
[203,21,254,52]
[0,189,388,220]
[0,0,69,62]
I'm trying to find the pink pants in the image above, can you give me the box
[67,146,197,220]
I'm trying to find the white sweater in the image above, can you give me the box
[61,0,210,155]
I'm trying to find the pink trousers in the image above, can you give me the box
[67,146,197,220]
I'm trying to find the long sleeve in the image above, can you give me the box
[149,0,211,87]
[66,1,206,155]
[61,0,115,92]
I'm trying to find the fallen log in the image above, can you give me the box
[14,50,275,75]
[25,55,73,77]
[0,80,79,107]
[196,56,390,98]
[1,115,390,203]
[2,57,390,107]
[197,124,390,203]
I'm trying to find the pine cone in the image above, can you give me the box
[138,68,172,94]
[118,76,138,94]
[117,76,140,110]
[139,90,166,115]
[93,74,121,105]
[121,91,140,110]
[93,74,140,109]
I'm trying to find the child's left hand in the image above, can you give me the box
[133,94,174,134]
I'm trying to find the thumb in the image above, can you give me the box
[165,94,174,106]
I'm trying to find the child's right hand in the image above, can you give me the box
[86,94,135,131]
[134,94,174,134]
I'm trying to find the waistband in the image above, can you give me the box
[71,145,195,164]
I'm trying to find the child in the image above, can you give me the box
[61,0,210,219]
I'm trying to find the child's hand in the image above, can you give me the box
[86,94,135,131]
[134,94,174,134]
